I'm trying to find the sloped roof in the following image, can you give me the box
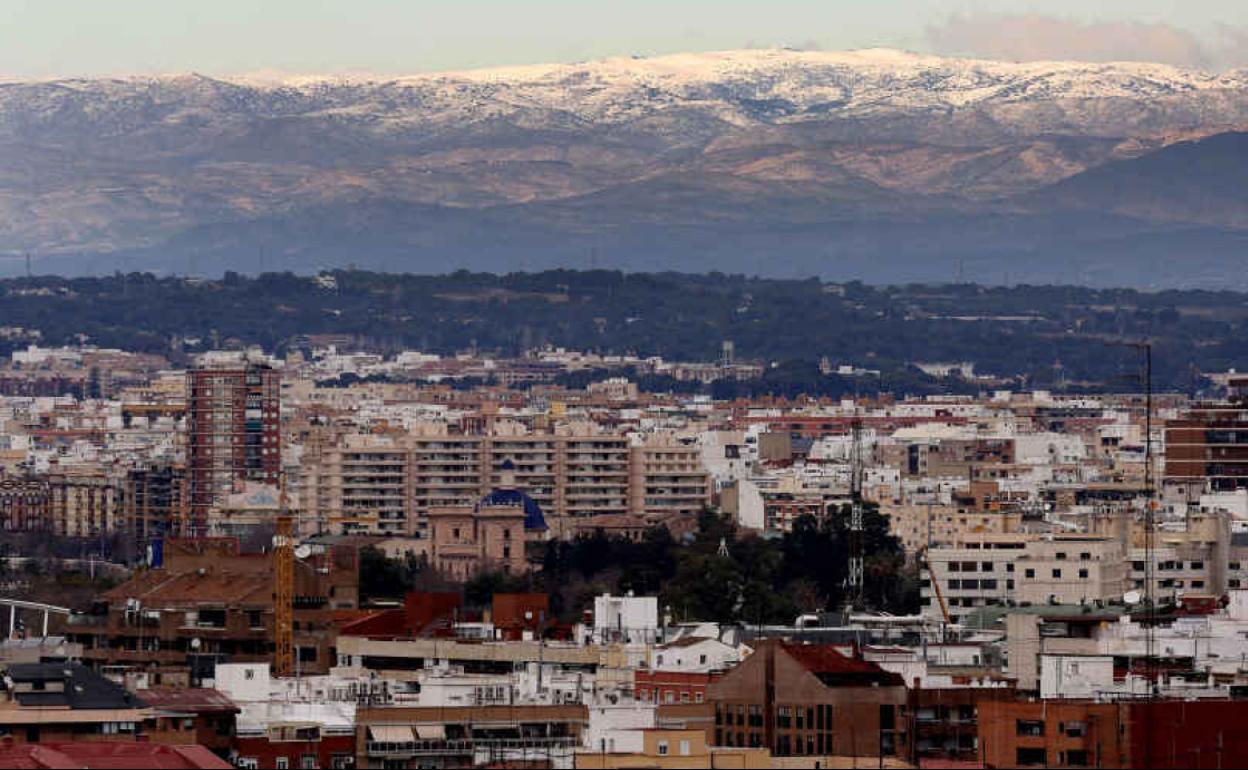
[6,664,146,711]
[103,570,272,607]
[135,687,239,715]
[0,743,232,769]
[781,643,904,687]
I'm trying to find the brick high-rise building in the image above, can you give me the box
[1165,400,1248,493]
[185,353,280,536]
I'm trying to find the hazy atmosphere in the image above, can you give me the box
[3,0,1247,76]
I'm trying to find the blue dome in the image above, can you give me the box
[477,487,548,531]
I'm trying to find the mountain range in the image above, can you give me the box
[2,48,1247,286]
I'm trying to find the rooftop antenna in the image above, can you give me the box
[848,418,865,610]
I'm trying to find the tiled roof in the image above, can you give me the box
[780,642,904,686]
[103,570,272,607]
[0,743,232,769]
[6,663,146,711]
[134,687,239,714]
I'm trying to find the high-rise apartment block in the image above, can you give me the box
[300,431,710,538]
[185,353,280,535]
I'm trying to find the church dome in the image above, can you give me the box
[477,486,548,531]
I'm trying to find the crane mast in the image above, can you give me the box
[273,475,294,678]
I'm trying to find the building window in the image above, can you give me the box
[657,740,669,756]
[1025,569,1035,578]
[1078,569,1089,579]
[777,706,792,728]
[1016,748,1046,766]
[680,740,691,756]
[1016,720,1045,737]
[1052,569,1062,579]
[275,759,289,770]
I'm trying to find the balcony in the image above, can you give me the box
[366,736,578,758]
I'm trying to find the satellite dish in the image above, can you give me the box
[1124,590,1142,605]
[190,638,202,650]
[294,545,313,560]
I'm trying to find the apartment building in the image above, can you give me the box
[1014,536,1129,607]
[706,640,908,759]
[121,464,185,543]
[922,535,1128,624]
[885,502,1022,554]
[186,353,281,536]
[1165,400,1248,492]
[0,476,52,531]
[921,535,1027,624]
[628,440,712,518]
[301,430,709,538]
[48,470,119,537]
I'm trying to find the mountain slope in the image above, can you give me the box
[1021,131,1248,228]
[1,48,1247,283]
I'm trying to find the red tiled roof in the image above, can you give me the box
[0,744,232,769]
[782,643,880,673]
[104,570,272,607]
[781,642,897,677]
[134,687,239,714]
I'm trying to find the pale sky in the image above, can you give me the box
[2,0,1246,78]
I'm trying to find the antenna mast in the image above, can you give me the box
[849,418,865,610]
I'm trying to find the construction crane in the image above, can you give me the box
[917,545,953,627]
[848,419,865,610]
[273,475,295,678]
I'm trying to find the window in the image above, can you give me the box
[1080,552,1091,561]
[679,740,691,756]
[301,757,316,770]
[1066,749,1089,766]
[657,740,669,756]
[275,759,289,770]
[777,706,792,728]
[982,561,994,572]
[1025,569,1035,578]
[1052,569,1062,579]
[1056,552,1067,560]
[1016,747,1046,766]
[1016,720,1045,737]
[1078,569,1089,579]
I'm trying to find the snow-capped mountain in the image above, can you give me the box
[1,49,1246,285]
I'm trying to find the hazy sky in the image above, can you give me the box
[3,0,1246,78]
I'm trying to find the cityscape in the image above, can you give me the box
[3,1,1248,768]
